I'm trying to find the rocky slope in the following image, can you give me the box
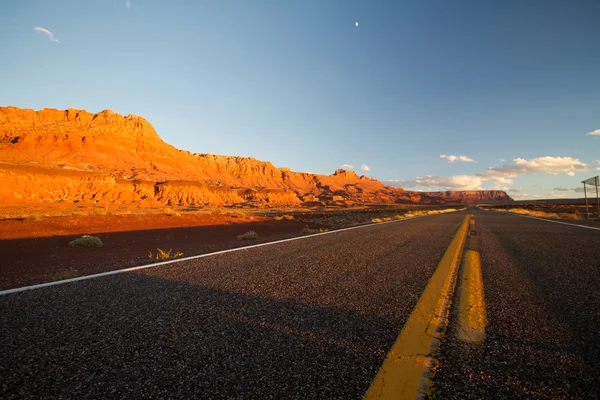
[0,107,513,209]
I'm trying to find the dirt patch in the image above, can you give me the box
[0,213,325,291]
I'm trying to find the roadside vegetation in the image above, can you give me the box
[238,231,259,240]
[69,235,104,248]
[294,207,465,228]
[301,226,329,234]
[50,268,80,281]
[148,248,184,261]
[370,208,463,223]
[482,206,581,220]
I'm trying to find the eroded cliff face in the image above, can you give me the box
[0,107,513,208]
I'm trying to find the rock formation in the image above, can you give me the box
[0,107,513,209]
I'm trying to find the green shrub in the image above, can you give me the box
[69,235,104,248]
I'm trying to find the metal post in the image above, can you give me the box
[596,177,599,218]
[584,182,589,219]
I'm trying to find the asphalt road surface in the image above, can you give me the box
[1,212,466,399]
[434,209,600,399]
[2,209,599,399]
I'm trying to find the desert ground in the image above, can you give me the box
[1,205,461,290]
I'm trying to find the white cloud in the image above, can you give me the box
[550,192,567,198]
[341,164,354,169]
[360,164,370,172]
[34,27,60,43]
[399,175,484,191]
[553,187,569,192]
[498,158,506,162]
[393,156,588,191]
[594,160,600,171]
[125,0,132,8]
[587,129,600,136]
[509,193,544,199]
[440,154,475,163]
[480,156,588,181]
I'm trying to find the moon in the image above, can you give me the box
[355,21,359,27]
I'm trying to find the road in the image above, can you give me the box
[434,209,600,399]
[1,209,599,399]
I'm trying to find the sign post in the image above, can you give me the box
[581,176,600,219]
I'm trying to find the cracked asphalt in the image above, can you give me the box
[433,209,600,399]
[1,212,466,399]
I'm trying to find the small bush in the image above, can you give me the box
[51,268,79,281]
[22,215,40,222]
[149,248,184,261]
[381,217,391,222]
[393,214,404,220]
[371,218,383,223]
[273,216,283,221]
[238,231,259,240]
[211,208,224,215]
[69,235,104,248]
[283,215,295,221]
[301,226,329,234]
[230,210,247,218]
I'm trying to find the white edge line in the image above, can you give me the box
[0,212,462,296]
[485,210,600,231]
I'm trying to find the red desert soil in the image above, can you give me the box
[0,214,322,291]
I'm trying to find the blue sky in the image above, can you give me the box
[1,0,599,199]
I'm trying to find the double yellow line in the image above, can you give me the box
[364,214,487,399]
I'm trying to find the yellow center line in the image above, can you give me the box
[364,215,471,400]
[456,250,487,343]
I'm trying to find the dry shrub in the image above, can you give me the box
[301,226,329,234]
[238,231,259,240]
[230,210,247,218]
[51,268,80,281]
[149,248,184,261]
[496,208,581,220]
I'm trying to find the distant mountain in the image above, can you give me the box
[0,106,513,208]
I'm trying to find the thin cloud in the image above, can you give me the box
[394,156,588,191]
[341,164,354,169]
[498,158,506,162]
[440,154,475,163]
[395,175,484,191]
[360,164,370,172]
[553,187,569,192]
[125,0,132,8]
[34,27,60,43]
[587,129,600,136]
